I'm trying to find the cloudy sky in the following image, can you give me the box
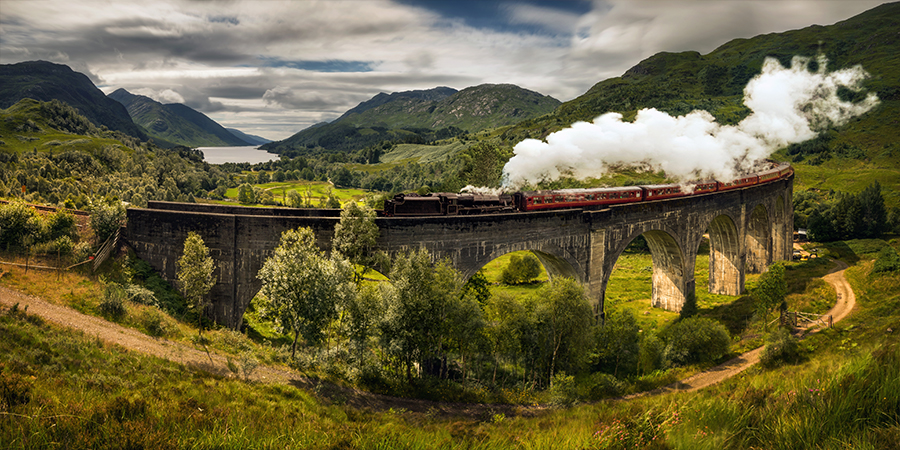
[0,0,889,141]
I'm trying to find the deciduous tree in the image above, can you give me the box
[257,227,354,358]
[176,232,216,336]
[500,253,542,285]
[752,261,787,329]
[332,201,379,281]
[536,278,592,384]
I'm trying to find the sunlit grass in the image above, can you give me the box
[223,180,372,206]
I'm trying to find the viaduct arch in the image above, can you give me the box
[125,175,792,329]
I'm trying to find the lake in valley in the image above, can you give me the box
[198,146,279,164]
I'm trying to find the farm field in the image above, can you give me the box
[220,180,371,207]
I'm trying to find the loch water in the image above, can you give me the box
[198,146,278,165]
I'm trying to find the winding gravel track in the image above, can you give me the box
[0,259,856,413]
[626,260,856,398]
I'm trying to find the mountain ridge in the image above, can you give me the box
[109,89,252,147]
[0,60,149,141]
[262,84,560,154]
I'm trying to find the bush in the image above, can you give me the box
[90,202,126,244]
[45,210,77,241]
[584,372,624,400]
[760,327,801,368]
[663,317,731,367]
[500,253,542,285]
[0,202,44,251]
[548,372,579,406]
[638,331,665,375]
[125,284,158,307]
[873,246,900,274]
[98,282,127,319]
[0,365,32,410]
[73,241,95,262]
[140,308,172,337]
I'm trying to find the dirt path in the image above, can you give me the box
[0,285,534,417]
[0,259,857,413]
[626,259,856,398]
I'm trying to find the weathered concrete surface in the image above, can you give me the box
[125,176,792,329]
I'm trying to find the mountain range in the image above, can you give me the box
[261,84,561,154]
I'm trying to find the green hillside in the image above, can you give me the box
[0,99,230,208]
[0,61,150,141]
[494,2,900,204]
[109,89,251,148]
[262,84,560,155]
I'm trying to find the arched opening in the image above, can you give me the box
[706,214,743,295]
[603,230,687,326]
[475,250,550,292]
[746,204,770,273]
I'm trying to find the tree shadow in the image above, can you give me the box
[822,241,860,266]
[699,294,756,335]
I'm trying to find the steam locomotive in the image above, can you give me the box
[382,163,793,217]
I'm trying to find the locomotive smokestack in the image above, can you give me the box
[501,55,879,189]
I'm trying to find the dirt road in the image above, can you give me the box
[631,259,856,396]
[0,258,857,411]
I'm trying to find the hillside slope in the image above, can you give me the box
[262,84,560,154]
[501,2,899,152]
[109,89,251,147]
[0,61,149,141]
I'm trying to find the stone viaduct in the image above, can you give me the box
[124,175,792,329]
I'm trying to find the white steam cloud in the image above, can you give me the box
[501,55,879,188]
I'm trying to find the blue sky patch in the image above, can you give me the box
[398,0,592,35]
[259,58,375,73]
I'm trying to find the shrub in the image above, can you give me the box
[73,241,95,262]
[662,317,731,367]
[125,284,158,307]
[98,282,127,319]
[44,210,77,241]
[0,365,32,410]
[500,253,542,285]
[0,202,44,251]
[584,372,624,400]
[873,246,900,274]
[638,331,665,375]
[548,372,579,406]
[140,308,171,337]
[760,327,801,368]
[90,202,126,244]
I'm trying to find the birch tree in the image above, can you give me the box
[176,232,216,336]
[332,201,379,282]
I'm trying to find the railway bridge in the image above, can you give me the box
[125,175,792,329]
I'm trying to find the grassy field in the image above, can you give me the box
[222,180,371,207]
[1,238,898,449]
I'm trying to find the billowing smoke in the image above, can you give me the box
[501,55,879,189]
[460,185,503,196]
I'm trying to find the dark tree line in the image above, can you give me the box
[801,181,891,242]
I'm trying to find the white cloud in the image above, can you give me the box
[0,0,890,140]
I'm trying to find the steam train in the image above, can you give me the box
[382,163,793,217]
